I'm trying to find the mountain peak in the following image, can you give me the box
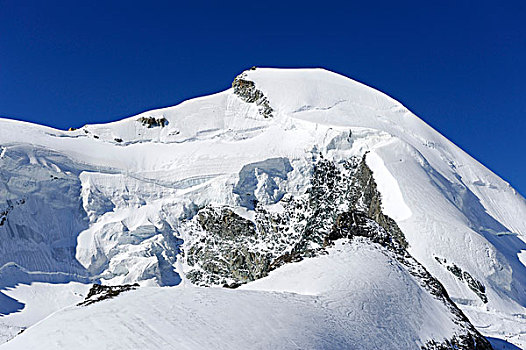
[1,68,525,348]
[237,66,400,116]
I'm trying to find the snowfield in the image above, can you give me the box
[3,241,464,349]
[0,67,525,348]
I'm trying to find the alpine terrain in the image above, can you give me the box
[0,68,525,349]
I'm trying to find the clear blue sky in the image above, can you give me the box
[1,1,525,196]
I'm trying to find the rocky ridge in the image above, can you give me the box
[435,257,488,303]
[183,153,491,349]
[232,68,274,118]
[183,154,407,287]
[78,283,139,306]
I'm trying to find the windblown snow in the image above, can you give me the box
[0,68,525,349]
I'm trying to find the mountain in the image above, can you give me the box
[0,67,525,349]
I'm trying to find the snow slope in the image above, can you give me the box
[0,67,525,347]
[3,241,469,349]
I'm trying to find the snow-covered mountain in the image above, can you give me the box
[1,67,525,349]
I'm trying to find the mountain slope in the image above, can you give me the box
[1,241,489,350]
[0,67,525,348]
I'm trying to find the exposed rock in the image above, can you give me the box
[182,153,492,349]
[184,155,409,286]
[328,211,390,246]
[0,199,25,227]
[351,153,408,249]
[137,116,167,128]
[232,72,274,118]
[196,207,256,240]
[77,283,139,306]
[422,334,492,350]
[463,272,488,303]
[185,207,271,286]
[435,257,488,303]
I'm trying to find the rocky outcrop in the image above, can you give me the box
[0,199,25,227]
[232,70,273,118]
[351,154,408,248]
[435,257,488,303]
[137,116,167,128]
[182,153,493,349]
[77,283,139,306]
[185,207,271,287]
[184,155,411,286]
[422,334,492,350]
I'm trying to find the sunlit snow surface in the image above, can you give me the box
[3,241,458,349]
[1,68,526,348]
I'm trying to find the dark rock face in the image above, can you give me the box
[78,283,139,306]
[422,334,492,350]
[328,211,390,246]
[0,199,25,227]
[463,273,488,303]
[182,154,493,350]
[232,71,274,118]
[351,156,408,249]
[185,155,417,283]
[435,257,488,303]
[137,116,167,128]
[197,207,256,240]
[184,155,433,282]
[185,207,271,286]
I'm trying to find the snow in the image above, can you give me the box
[0,282,89,343]
[0,67,525,347]
[364,150,412,221]
[0,283,88,326]
[3,241,458,350]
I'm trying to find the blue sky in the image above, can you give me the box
[1,1,525,195]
